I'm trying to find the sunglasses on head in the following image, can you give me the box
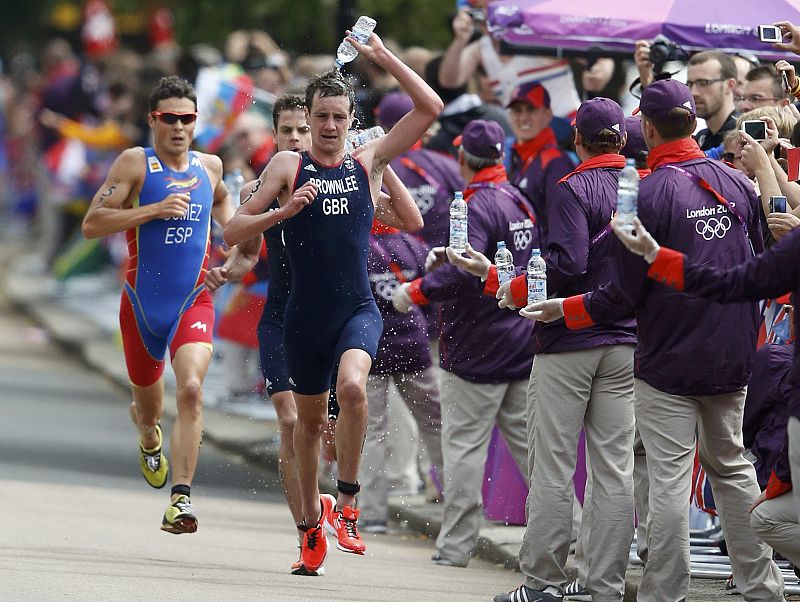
[151,111,198,125]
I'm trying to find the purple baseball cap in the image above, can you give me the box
[375,91,414,130]
[621,116,648,160]
[453,119,505,160]
[633,78,696,122]
[506,81,550,109]
[573,97,625,145]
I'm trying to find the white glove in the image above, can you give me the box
[446,243,491,280]
[425,247,447,272]
[392,282,413,314]
[612,217,660,263]
[496,281,518,310]
[519,299,565,323]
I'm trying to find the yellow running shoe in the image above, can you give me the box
[161,495,198,534]
[139,423,169,489]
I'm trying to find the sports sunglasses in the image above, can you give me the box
[151,111,198,125]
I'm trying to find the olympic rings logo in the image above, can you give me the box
[513,229,533,250]
[695,216,732,240]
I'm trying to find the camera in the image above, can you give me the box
[758,25,783,44]
[770,196,788,213]
[648,35,683,74]
[741,119,767,141]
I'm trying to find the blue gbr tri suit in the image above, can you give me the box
[281,151,383,394]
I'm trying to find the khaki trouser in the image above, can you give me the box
[632,427,650,564]
[750,417,800,567]
[634,378,783,602]
[434,372,528,565]
[575,426,649,586]
[359,367,443,522]
[521,346,635,601]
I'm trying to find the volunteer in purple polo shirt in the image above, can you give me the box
[451,100,638,602]
[506,81,575,250]
[391,119,535,568]
[359,219,444,532]
[377,92,464,249]
[524,79,784,602]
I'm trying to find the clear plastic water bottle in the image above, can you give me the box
[527,248,547,304]
[335,16,377,70]
[224,168,246,207]
[449,191,468,253]
[616,159,640,235]
[494,241,514,285]
[344,126,385,153]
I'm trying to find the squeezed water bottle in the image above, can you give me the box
[335,16,377,70]
[344,126,385,153]
[494,241,515,286]
[449,191,468,253]
[224,168,246,207]
[616,159,640,235]
[527,248,547,305]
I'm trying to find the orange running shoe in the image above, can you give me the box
[326,504,366,555]
[299,522,328,573]
[291,547,325,576]
[298,494,335,573]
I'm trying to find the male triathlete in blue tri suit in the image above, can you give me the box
[249,95,421,577]
[82,76,260,534]
[224,31,442,574]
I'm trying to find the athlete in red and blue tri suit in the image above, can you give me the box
[82,76,260,535]
[120,147,215,386]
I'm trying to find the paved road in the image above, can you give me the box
[0,288,521,601]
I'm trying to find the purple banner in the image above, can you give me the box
[488,0,800,61]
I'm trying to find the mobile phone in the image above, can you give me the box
[782,69,791,92]
[742,119,767,141]
[770,195,788,213]
[758,25,783,43]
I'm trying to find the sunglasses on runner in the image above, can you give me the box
[151,111,198,125]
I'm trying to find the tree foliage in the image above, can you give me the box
[2,0,455,62]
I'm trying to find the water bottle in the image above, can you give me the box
[344,126,385,153]
[449,191,468,253]
[527,248,547,305]
[616,159,640,235]
[335,16,377,70]
[224,168,246,207]
[494,241,514,286]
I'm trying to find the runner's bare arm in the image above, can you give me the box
[348,33,443,169]
[374,164,423,232]
[223,151,313,247]
[82,148,188,239]
[438,12,482,89]
[206,174,262,291]
[204,153,236,228]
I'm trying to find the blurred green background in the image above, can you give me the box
[4,0,456,59]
